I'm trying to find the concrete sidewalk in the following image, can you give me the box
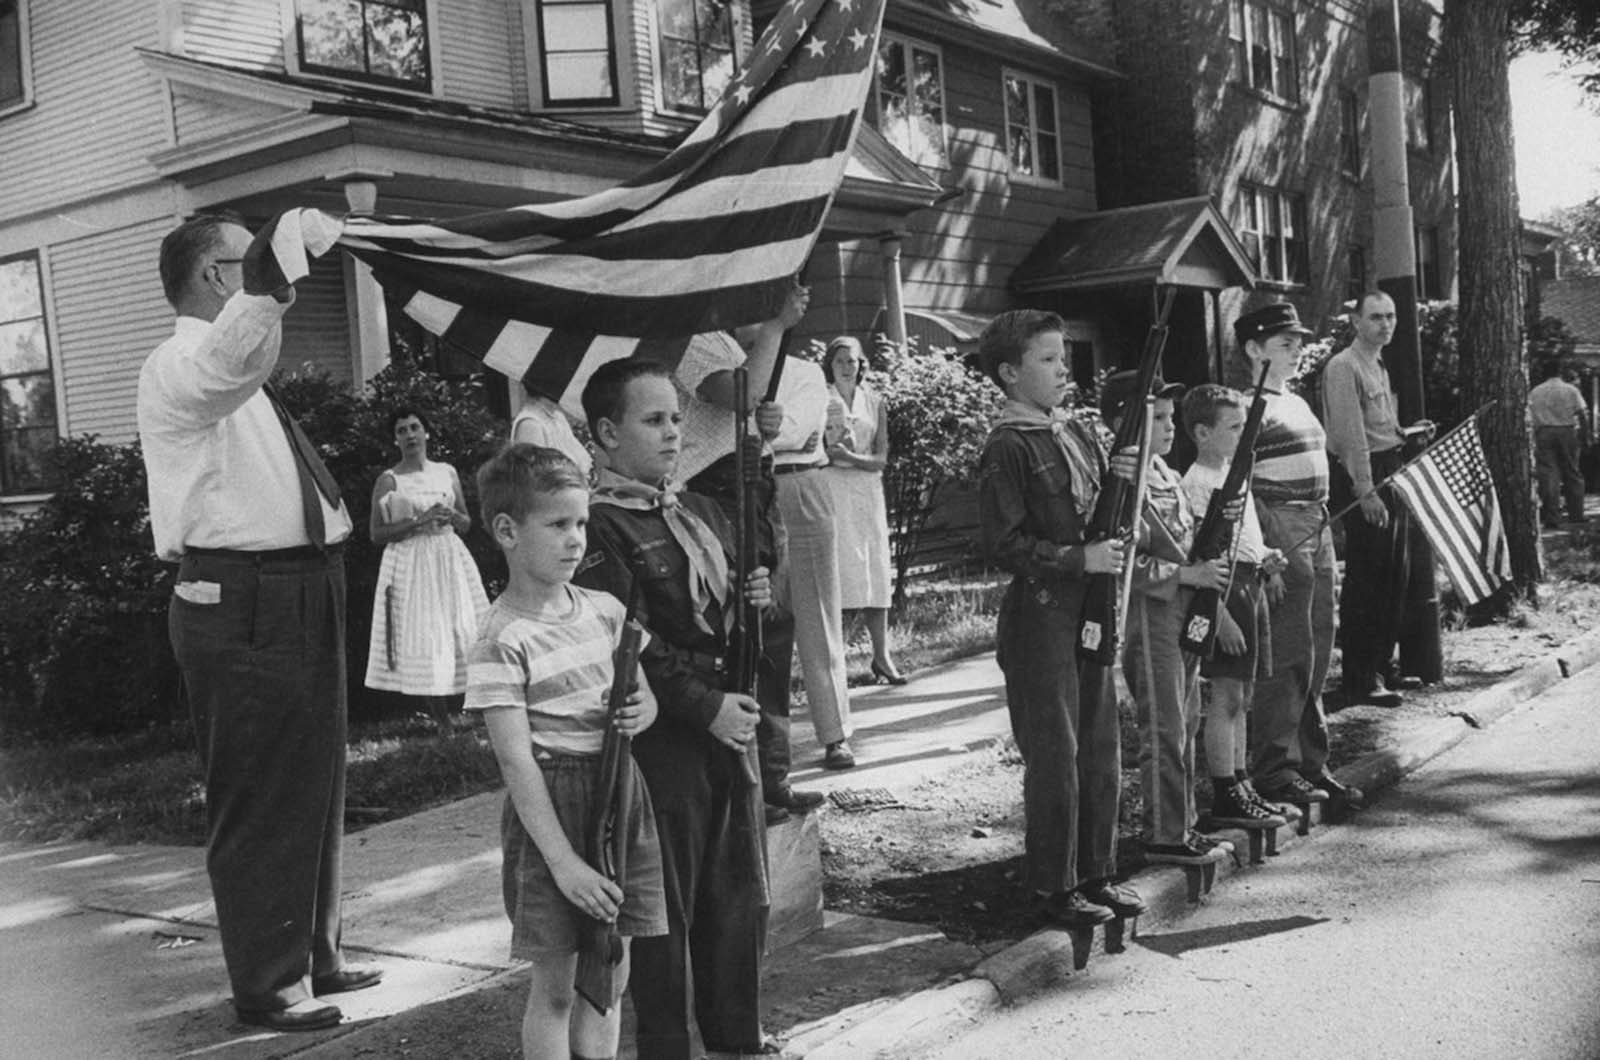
[0,651,1015,1060]
[7,586,1600,1058]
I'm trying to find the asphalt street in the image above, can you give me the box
[926,659,1600,1060]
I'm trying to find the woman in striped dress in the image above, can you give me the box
[365,407,489,728]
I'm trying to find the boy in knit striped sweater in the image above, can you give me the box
[1236,304,1362,811]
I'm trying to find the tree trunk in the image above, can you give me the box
[1447,0,1542,597]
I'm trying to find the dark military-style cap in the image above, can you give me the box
[1233,302,1313,346]
[1098,370,1185,422]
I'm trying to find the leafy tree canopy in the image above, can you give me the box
[1513,1,1600,92]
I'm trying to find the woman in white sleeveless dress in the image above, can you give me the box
[819,337,906,684]
[365,407,489,727]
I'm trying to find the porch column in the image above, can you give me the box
[340,178,391,384]
[878,232,907,349]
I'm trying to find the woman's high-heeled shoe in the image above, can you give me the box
[870,660,908,686]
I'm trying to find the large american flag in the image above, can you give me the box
[1387,414,1513,606]
[245,0,887,412]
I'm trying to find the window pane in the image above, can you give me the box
[1009,124,1033,175]
[658,0,697,39]
[543,5,608,52]
[301,0,365,71]
[0,256,41,322]
[878,94,911,155]
[1228,0,1243,41]
[364,3,428,83]
[660,38,700,109]
[2,426,55,494]
[1033,83,1056,132]
[1003,75,1026,122]
[545,53,613,100]
[1037,132,1059,182]
[699,43,734,107]
[1272,12,1295,99]
[1,0,22,107]
[911,109,946,167]
[1,374,53,430]
[697,0,733,50]
[1249,5,1271,87]
[0,319,47,374]
[877,40,906,101]
[910,48,941,111]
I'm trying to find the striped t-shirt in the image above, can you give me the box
[465,585,641,756]
[1251,393,1329,504]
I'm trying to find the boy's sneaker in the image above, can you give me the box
[1242,779,1302,822]
[1256,774,1328,804]
[1077,879,1148,918]
[1143,838,1222,866]
[1040,890,1115,928]
[1211,781,1288,828]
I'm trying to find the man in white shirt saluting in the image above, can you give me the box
[138,214,380,1033]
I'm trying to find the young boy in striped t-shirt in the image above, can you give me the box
[467,443,668,1060]
[1236,304,1362,812]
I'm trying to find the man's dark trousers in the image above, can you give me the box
[169,548,348,1012]
[630,722,767,1058]
[1335,448,1411,696]
[1536,425,1586,524]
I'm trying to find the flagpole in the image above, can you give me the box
[1278,402,1496,559]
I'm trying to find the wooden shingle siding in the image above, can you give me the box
[0,1,166,224]
[279,252,353,385]
[49,219,176,444]
[178,0,286,70]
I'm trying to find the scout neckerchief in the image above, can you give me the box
[591,468,729,636]
[990,399,1104,520]
[1140,456,1193,564]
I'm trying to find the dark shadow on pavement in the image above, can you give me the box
[1134,915,1332,958]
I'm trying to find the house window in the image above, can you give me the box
[1236,184,1307,286]
[1346,245,1367,306]
[1415,225,1442,300]
[297,0,431,90]
[1,0,31,116]
[0,253,58,495]
[1404,75,1433,152]
[875,35,947,170]
[1228,0,1297,104]
[1002,71,1061,185]
[657,0,736,114]
[537,0,618,105]
[1339,89,1361,177]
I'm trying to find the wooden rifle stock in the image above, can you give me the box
[1178,363,1271,658]
[574,582,645,1016]
[1076,287,1177,664]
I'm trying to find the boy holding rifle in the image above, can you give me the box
[575,358,777,1059]
[466,443,667,1059]
[976,310,1146,928]
[1098,372,1236,866]
[1178,384,1289,829]
[1234,304,1362,811]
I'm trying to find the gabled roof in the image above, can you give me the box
[891,0,1121,80]
[1011,197,1258,294]
[1541,276,1600,348]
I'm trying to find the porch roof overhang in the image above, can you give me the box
[889,0,1121,82]
[1011,197,1258,295]
[139,50,947,239]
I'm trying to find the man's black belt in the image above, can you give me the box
[772,461,823,476]
[185,542,346,563]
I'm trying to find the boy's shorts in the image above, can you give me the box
[501,753,669,959]
[1200,564,1272,682]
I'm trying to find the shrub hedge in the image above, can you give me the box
[0,359,507,745]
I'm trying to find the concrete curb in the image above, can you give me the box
[783,625,1600,1059]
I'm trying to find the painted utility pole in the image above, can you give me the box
[1367,0,1442,683]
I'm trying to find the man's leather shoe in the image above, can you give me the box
[236,998,342,1032]
[764,804,791,825]
[312,964,384,996]
[767,786,825,814]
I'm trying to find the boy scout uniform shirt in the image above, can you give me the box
[978,421,1105,604]
[574,490,739,731]
[1131,457,1194,603]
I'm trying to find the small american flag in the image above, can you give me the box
[1387,415,1512,606]
[244,0,887,412]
